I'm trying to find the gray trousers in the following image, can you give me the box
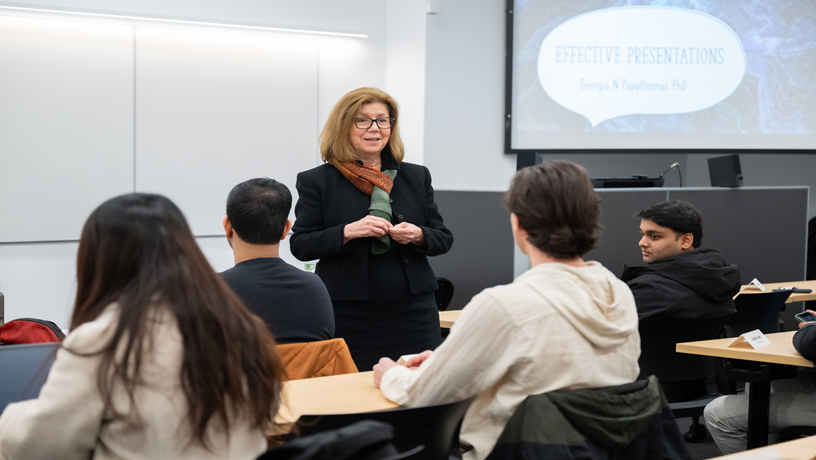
[703,375,816,455]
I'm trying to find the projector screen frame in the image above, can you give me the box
[503,0,816,156]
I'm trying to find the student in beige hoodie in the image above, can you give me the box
[374,161,642,460]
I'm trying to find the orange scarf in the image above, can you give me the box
[330,160,394,195]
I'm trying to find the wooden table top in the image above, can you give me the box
[711,434,816,459]
[275,371,398,427]
[438,281,815,330]
[736,280,816,303]
[676,331,814,368]
[439,310,461,328]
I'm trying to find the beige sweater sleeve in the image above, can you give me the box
[0,322,109,460]
[380,292,522,407]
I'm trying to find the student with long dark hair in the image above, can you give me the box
[0,194,283,460]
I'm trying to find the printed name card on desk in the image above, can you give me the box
[745,278,766,292]
[728,329,772,350]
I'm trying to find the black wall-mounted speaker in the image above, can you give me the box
[708,154,744,188]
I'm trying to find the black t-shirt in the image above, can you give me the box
[221,258,334,344]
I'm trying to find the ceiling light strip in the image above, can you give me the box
[0,5,368,38]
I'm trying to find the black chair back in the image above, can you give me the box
[639,316,732,384]
[807,217,816,311]
[434,278,454,312]
[260,420,418,460]
[0,342,59,414]
[776,425,816,444]
[726,290,793,337]
[296,396,475,460]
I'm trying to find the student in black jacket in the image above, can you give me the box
[621,199,741,401]
[705,316,816,454]
[290,87,453,370]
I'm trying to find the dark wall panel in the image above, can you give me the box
[429,191,514,311]
[586,189,669,276]
[588,188,808,285]
[670,188,807,285]
[431,187,808,328]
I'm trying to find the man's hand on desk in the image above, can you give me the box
[404,350,433,369]
[373,358,397,387]
[373,351,435,387]
[799,310,816,328]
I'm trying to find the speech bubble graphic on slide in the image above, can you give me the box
[537,7,746,127]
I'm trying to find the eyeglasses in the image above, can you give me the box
[354,117,395,129]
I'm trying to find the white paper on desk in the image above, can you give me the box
[726,446,780,460]
[728,329,772,350]
[749,278,766,292]
[396,353,419,365]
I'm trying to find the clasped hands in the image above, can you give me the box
[373,350,433,387]
[343,215,425,246]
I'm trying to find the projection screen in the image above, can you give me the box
[506,0,816,153]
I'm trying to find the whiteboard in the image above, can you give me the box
[134,26,319,236]
[0,241,78,328]
[0,15,134,243]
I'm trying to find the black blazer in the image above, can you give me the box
[290,156,453,301]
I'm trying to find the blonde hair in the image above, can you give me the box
[320,87,405,163]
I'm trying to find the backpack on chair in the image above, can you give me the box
[0,318,65,345]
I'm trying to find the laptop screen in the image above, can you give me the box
[0,342,59,415]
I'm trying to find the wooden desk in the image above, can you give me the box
[712,434,816,459]
[736,280,816,304]
[275,371,398,428]
[439,283,816,327]
[676,332,813,450]
[676,331,814,368]
[439,310,461,328]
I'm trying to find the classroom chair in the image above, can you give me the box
[725,290,793,338]
[717,288,800,445]
[638,316,732,442]
[434,278,454,312]
[776,425,816,444]
[723,290,797,393]
[0,342,60,414]
[259,420,419,460]
[295,396,475,460]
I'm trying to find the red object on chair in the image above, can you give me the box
[0,318,65,344]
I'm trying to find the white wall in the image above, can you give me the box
[133,26,319,235]
[385,0,427,165]
[1,0,390,158]
[423,0,517,192]
[0,0,389,327]
[0,242,79,327]
[0,15,134,243]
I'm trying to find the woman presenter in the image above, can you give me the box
[290,87,453,370]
